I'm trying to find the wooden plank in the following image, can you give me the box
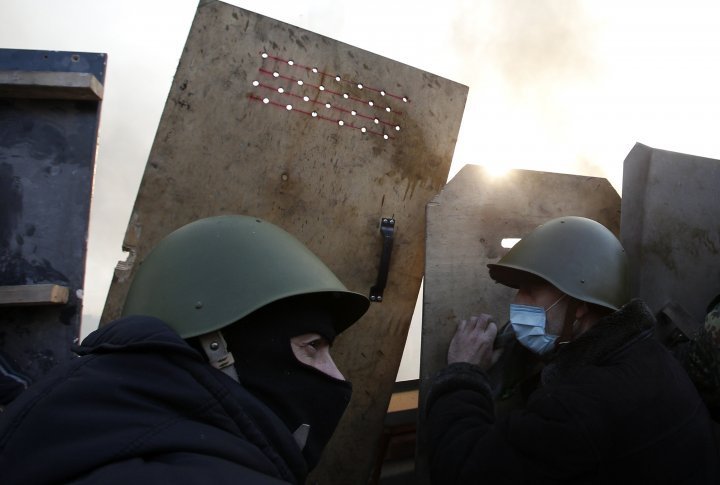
[0,284,69,307]
[418,165,620,482]
[387,389,418,413]
[101,2,467,483]
[0,70,104,100]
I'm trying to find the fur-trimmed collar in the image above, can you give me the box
[541,299,656,386]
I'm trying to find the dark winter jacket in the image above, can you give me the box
[0,316,307,484]
[425,299,720,484]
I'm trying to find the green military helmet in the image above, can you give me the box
[488,216,630,311]
[122,215,370,338]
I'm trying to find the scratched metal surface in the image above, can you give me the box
[621,142,720,324]
[0,48,106,382]
[418,165,620,482]
[101,2,467,482]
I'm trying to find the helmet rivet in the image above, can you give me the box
[210,341,219,350]
[195,301,203,309]
[580,280,585,284]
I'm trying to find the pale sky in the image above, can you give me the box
[2,0,720,381]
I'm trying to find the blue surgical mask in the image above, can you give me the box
[509,295,566,356]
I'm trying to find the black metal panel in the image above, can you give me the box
[0,48,106,382]
[0,49,106,83]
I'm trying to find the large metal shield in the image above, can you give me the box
[621,142,720,326]
[101,2,467,483]
[0,48,105,382]
[418,165,620,480]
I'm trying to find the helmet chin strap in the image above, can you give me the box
[199,331,239,382]
[199,330,312,451]
[558,299,580,345]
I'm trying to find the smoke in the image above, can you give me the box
[447,0,608,183]
[499,2,593,91]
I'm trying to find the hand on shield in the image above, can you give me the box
[448,314,503,371]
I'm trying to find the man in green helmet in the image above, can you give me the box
[0,215,369,484]
[425,216,719,484]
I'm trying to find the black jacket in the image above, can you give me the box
[0,316,307,484]
[426,299,720,484]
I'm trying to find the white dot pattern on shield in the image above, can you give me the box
[250,51,405,140]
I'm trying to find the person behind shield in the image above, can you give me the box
[425,216,719,484]
[0,215,369,484]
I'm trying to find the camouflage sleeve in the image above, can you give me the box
[682,301,720,421]
[705,301,720,346]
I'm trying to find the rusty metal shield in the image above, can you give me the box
[621,142,720,326]
[101,2,467,483]
[418,165,621,479]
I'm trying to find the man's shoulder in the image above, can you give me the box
[75,315,193,357]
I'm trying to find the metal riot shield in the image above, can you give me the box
[101,2,467,483]
[419,165,621,481]
[621,142,720,329]
[0,48,105,387]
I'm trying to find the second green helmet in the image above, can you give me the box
[122,215,370,338]
[487,216,630,311]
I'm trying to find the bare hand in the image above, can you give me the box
[447,314,501,370]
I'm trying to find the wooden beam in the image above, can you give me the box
[387,390,418,413]
[0,70,103,100]
[0,284,70,307]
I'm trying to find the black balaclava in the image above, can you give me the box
[222,296,352,470]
